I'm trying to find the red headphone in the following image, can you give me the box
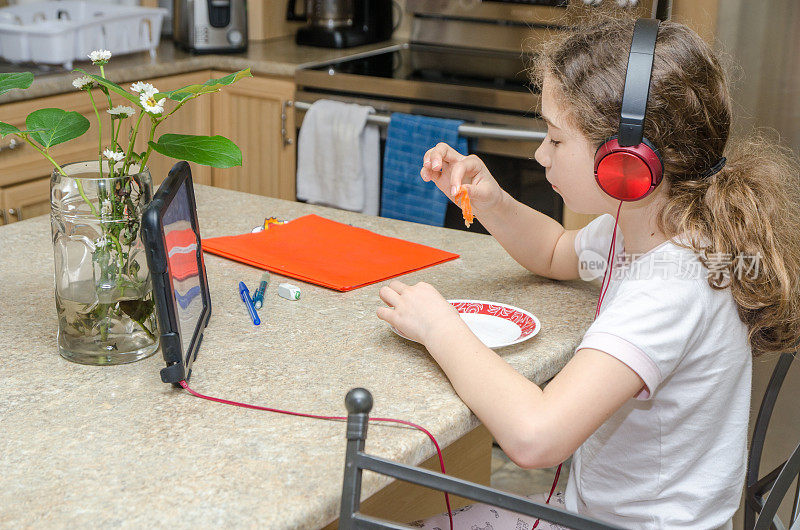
[594,18,664,202]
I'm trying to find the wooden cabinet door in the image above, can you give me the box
[0,176,51,225]
[0,91,100,188]
[210,73,296,200]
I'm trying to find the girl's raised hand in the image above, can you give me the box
[421,142,504,213]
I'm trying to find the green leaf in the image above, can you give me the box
[0,72,34,96]
[119,298,154,323]
[72,69,140,105]
[25,108,91,148]
[0,121,48,138]
[156,68,252,102]
[149,134,242,168]
[0,122,21,137]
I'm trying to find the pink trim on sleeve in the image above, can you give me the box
[576,331,662,400]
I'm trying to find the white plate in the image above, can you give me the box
[391,299,541,349]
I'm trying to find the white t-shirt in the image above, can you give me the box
[564,214,752,529]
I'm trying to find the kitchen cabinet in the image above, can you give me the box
[0,71,213,225]
[210,72,296,200]
[0,176,51,224]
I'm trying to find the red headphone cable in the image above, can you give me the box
[533,200,623,529]
[178,380,455,530]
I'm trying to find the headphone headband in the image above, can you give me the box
[618,18,659,147]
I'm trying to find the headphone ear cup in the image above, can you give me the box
[594,136,663,201]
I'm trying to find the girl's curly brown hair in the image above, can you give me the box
[531,16,800,357]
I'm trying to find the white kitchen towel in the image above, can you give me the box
[296,99,380,215]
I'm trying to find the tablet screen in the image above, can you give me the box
[163,180,203,366]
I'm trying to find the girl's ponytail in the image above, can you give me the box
[662,136,800,355]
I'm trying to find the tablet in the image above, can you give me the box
[141,161,211,386]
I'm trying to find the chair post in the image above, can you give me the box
[746,352,795,528]
[339,388,373,530]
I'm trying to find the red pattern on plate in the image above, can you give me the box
[450,301,537,339]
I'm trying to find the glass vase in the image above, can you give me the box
[50,161,159,365]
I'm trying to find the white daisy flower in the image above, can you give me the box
[130,81,156,94]
[88,49,112,64]
[103,149,125,162]
[107,105,136,118]
[139,91,164,115]
[72,76,94,90]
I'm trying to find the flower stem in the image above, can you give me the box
[87,89,104,178]
[22,132,100,222]
[138,117,160,169]
[133,317,156,341]
[164,93,197,119]
[76,179,99,218]
[112,118,123,151]
[19,135,64,175]
[122,111,145,175]
[99,65,116,150]
[107,231,125,268]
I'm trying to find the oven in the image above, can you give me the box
[293,0,659,233]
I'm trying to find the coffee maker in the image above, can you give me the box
[287,0,394,49]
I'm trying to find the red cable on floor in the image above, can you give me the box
[532,200,623,529]
[179,380,454,530]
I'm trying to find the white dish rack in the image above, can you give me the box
[0,1,167,70]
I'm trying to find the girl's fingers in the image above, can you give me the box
[379,285,401,307]
[449,155,481,197]
[420,167,438,182]
[376,306,395,324]
[388,280,409,294]
[424,142,465,171]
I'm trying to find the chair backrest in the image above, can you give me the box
[753,441,800,530]
[338,388,624,530]
[745,352,799,529]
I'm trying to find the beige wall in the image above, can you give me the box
[716,0,800,158]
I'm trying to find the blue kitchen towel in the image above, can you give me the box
[380,113,468,226]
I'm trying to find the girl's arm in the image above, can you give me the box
[426,320,644,468]
[478,189,581,281]
[421,144,580,281]
[378,280,645,469]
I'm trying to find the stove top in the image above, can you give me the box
[296,44,539,115]
[310,44,533,93]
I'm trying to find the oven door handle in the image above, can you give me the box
[293,101,546,142]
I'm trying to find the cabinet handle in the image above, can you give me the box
[281,100,294,147]
[0,138,22,154]
[8,207,23,221]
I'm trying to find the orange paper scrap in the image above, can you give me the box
[201,214,460,292]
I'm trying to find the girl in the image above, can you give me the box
[376,16,800,529]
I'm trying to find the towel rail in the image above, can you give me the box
[293,100,547,142]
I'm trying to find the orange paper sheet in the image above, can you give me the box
[201,214,460,291]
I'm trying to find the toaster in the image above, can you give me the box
[173,0,247,53]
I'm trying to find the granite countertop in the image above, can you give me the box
[0,36,405,104]
[0,184,598,528]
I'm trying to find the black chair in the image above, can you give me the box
[338,388,623,530]
[746,353,800,529]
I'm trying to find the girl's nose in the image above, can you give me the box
[534,143,550,168]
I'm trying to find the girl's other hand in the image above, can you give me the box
[421,142,504,213]
[377,280,463,347]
